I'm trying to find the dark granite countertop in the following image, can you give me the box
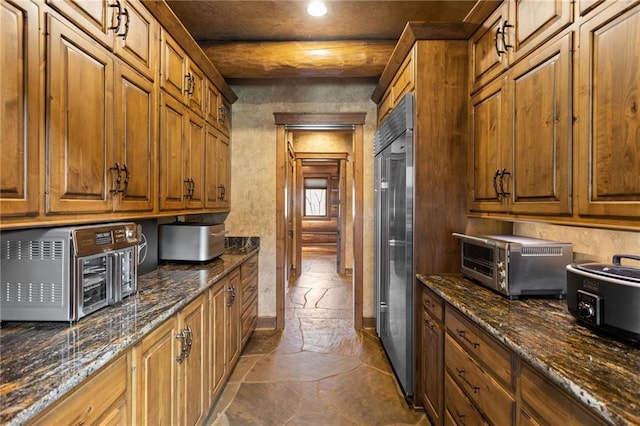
[0,247,259,425]
[417,273,640,426]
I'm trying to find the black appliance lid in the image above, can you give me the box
[572,254,640,283]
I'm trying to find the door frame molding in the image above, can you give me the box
[274,112,366,329]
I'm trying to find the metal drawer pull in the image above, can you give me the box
[424,318,435,331]
[456,329,480,349]
[456,411,466,425]
[175,325,193,363]
[456,368,480,394]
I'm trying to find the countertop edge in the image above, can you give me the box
[5,247,259,426]
[417,273,625,425]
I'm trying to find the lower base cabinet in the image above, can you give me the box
[31,352,131,425]
[30,255,258,426]
[430,289,606,426]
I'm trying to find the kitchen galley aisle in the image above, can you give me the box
[206,251,427,425]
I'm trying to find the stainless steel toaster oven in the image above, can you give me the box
[453,233,573,299]
[1,223,138,322]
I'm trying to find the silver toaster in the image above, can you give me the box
[159,223,227,262]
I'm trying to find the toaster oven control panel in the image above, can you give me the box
[577,290,603,326]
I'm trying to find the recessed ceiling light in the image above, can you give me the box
[307,1,327,17]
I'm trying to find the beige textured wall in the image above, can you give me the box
[515,222,640,264]
[226,78,378,320]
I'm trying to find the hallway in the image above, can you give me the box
[206,251,427,425]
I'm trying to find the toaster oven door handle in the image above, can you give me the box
[210,231,229,238]
[452,233,497,247]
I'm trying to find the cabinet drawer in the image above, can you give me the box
[446,305,514,388]
[520,362,603,425]
[445,334,515,426]
[242,279,258,312]
[241,254,259,282]
[422,286,443,322]
[444,371,487,426]
[378,88,393,125]
[33,352,130,424]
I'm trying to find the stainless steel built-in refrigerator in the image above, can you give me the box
[375,93,414,400]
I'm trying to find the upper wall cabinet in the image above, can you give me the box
[160,29,207,117]
[469,33,573,216]
[577,1,640,218]
[47,0,157,79]
[469,0,572,93]
[47,14,156,215]
[0,0,40,218]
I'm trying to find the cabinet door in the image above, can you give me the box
[218,97,231,136]
[187,60,206,117]
[113,63,155,212]
[47,15,113,214]
[177,294,208,426]
[33,352,131,425]
[133,317,178,425]
[186,113,205,209]
[217,133,231,209]
[468,76,511,213]
[422,310,443,425]
[114,0,157,80]
[0,0,39,217]
[205,125,221,209]
[209,282,227,404]
[578,2,640,218]
[205,80,220,126]
[469,2,509,91]
[159,92,187,210]
[226,269,241,367]
[508,0,573,63]
[46,0,115,48]
[160,29,186,101]
[509,33,572,215]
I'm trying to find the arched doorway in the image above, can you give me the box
[274,113,366,329]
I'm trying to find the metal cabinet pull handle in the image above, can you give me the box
[176,328,188,363]
[121,164,129,195]
[492,169,502,199]
[109,0,122,32]
[494,22,506,57]
[110,162,122,194]
[184,325,193,357]
[499,168,511,197]
[117,7,130,39]
[501,20,514,52]
[456,368,480,394]
[456,329,480,349]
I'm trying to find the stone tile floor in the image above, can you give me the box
[206,250,428,425]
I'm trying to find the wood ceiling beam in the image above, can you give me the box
[200,40,396,79]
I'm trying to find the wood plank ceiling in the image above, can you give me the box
[165,1,483,79]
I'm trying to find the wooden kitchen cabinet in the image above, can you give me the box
[241,253,259,346]
[47,12,157,215]
[469,33,572,216]
[113,62,156,212]
[0,0,40,218]
[520,361,603,425]
[226,268,242,368]
[46,14,114,214]
[133,316,179,425]
[577,1,640,219]
[469,0,572,93]
[31,351,131,425]
[159,92,205,211]
[205,125,231,210]
[177,294,208,426]
[134,295,208,425]
[208,279,228,404]
[47,0,157,80]
[444,304,516,426]
[377,46,415,124]
[187,60,206,117]
[160,28,187,101]
[421,287,444,425]
[469,2,509,92]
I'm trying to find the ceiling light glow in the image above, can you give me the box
[307,1,327,17]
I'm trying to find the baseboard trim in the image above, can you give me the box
[362,316,376,329]
[256,316,277,329]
